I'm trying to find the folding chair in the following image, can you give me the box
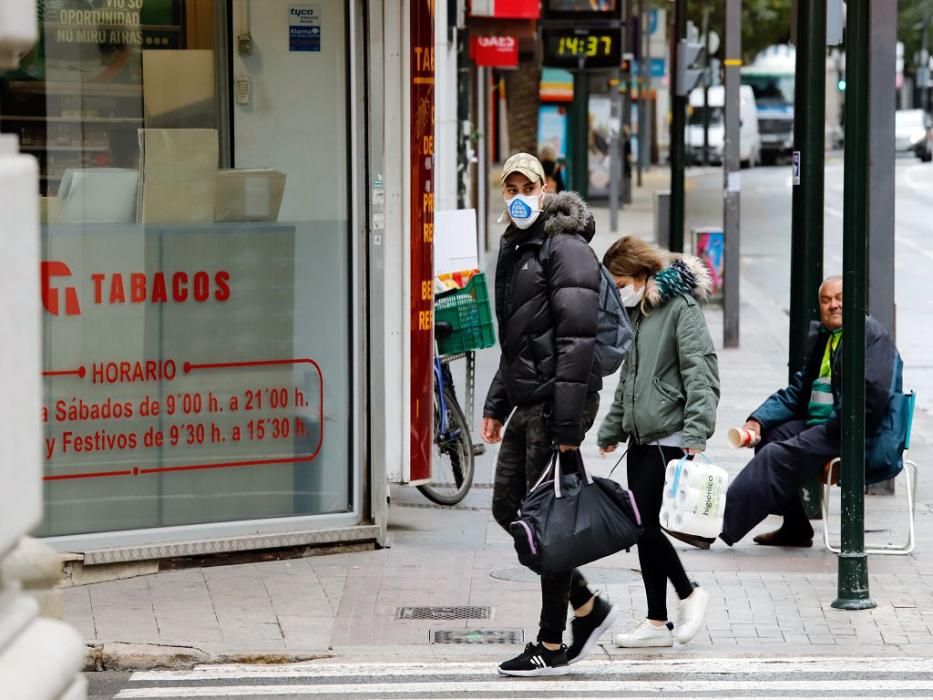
[821,391,918,555]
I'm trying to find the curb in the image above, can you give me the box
[83,642,334,672]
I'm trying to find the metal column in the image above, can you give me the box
[570,69,590,197]
[609,70,622,233]
[833,0,875,611]
[668,0,687,253]
[722,0,740,349]
[476,66,490,252]
[867,1,897,337]
[865,0,899,497]
[622,1,633,204]
[788,0,827,519]
[701,5,711,166]
[640,2,652,174]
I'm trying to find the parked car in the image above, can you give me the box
[894,109,933,162]
[685,85,761,168]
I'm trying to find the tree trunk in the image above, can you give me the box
[504,55,542,157]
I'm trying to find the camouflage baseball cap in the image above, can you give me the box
[501,152,546,185]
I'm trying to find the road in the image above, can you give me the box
[86,657,933,698]
[684,156,933,413]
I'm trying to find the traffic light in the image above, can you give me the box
[675,37,706,96]
[837,78,846,92]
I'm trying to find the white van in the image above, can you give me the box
[686,85,761,167]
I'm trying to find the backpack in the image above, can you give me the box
[541,236,633,377]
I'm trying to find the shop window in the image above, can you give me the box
[2,1,354,538]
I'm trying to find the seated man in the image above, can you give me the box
[720,276,903,547]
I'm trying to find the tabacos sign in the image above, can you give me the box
[41,261,232,316]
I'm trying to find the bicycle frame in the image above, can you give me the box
[433,357,450,436]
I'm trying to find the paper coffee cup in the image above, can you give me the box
[727,427,759,449]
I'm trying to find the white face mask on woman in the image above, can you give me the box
[505,193,543,230]
[619,283,646,308]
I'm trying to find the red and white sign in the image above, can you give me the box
[469,35,519,67]
[470,0,540,19]
[409,0,435,484]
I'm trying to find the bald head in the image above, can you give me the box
[819,275,843,296]
[818,276,843,330]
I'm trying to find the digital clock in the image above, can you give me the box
[542,28,621,69]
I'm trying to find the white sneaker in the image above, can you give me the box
[613,619,673,648]
[675,586,710,644]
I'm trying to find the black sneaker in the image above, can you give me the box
[498,642,571,677]
[567,596,618,664]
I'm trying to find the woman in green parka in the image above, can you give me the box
[597,236,720,649]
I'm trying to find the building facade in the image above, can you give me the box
[0,0,450,563]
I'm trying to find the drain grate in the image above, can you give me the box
[397,606,491,621]
[431,629,523,645]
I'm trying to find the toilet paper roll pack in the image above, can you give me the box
[660,456,729,539]
[664,462,727,491]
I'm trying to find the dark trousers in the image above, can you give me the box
[491,394,599,644]
[627,442,694,621]
[721,419,838,544]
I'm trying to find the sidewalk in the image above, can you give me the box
[64,172,933,670]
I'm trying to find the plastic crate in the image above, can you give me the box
[435,272,496,356]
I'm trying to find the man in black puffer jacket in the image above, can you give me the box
[483,153,615,677]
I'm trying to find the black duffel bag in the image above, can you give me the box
[509,450,643,575]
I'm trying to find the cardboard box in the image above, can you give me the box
[58,168,138,224]
[214,169,286,222]
[137,128,218,224]
[142,50,215,129]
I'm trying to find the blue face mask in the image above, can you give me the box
[505,193,542,229]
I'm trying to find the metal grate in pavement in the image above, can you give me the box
[430,629,523,644]
[397,605,491,620]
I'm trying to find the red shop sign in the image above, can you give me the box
[470,35,519,67]
[409,0,435,484]
[470,0,540,19]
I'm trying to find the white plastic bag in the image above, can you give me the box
[659,455,729,539]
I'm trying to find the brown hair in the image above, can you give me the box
[602,236,669,279]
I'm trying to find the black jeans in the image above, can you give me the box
[721,419,837,544]
[491,394,599,644]
[627,441,694,622]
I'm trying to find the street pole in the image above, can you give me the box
[722,0,740,349]
[866,0,898,497]
[923,0,931,113]
[570,67,590,197]
[639,1,652,177]
[635,0,644,188]
[609,70,622,233]
[622,0,633,204]
[476,66,490,252]
[788,0,827,519]
[669,0,687,252]
[702,4,711,167]
[833,0,875,612]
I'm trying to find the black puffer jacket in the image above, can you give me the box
[483,191,602,445]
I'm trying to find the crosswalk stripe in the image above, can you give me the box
[129,657,933,682]
[115,679,933,698]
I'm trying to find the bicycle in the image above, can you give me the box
[416,321,476,506]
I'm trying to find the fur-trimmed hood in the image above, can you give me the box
[542,191,596,242]
[644,256,712,307]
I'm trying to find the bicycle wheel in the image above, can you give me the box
[417,386,475,506]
